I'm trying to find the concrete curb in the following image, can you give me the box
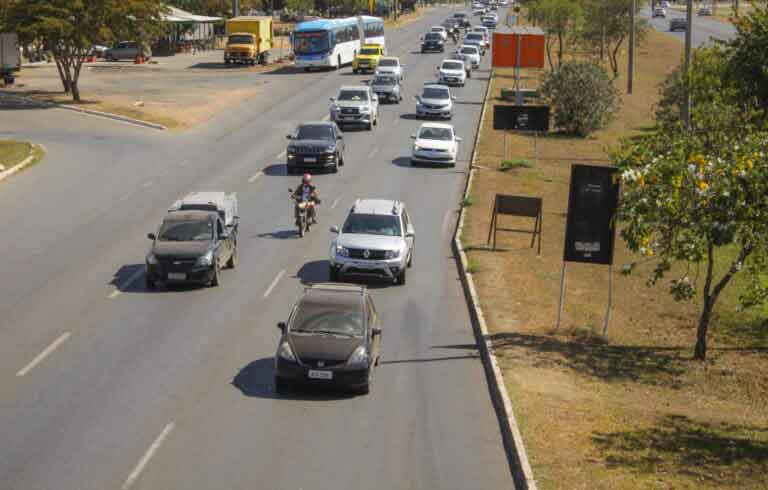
[0,92,166,131]
[0,143,43,183]
[452,69,538,490]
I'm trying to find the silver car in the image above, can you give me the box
[330,86,380,130]
[370,74,402,104]
[105,41,150,61]
[329,199,415,285]
[415,84,455,119]
[456,45,481,69]
[374,56,404,81]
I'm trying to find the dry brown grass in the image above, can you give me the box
[464,28,768,490]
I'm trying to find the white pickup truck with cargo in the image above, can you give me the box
[1,33,21,86]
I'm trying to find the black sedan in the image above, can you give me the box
[286,122,346,174]
[274,283,382,395]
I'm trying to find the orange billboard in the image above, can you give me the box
[492,28,545,69]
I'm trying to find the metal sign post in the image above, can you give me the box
[555,262,567,331]
[515,31,523,106]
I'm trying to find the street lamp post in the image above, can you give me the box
[682,0,693,130]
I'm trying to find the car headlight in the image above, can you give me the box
[413,144,422,152]
[278,340,296,362]
[359,106,370,113]
[325,145,335,152]
[146,253,158,265]
[347,345,369,367]
[336,245,350,257]
[385,249,400,259]
[196,250,214,266]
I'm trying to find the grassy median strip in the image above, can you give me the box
[0,140,44,174]
[464,28,768,490]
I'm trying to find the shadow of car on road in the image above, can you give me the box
[254,229,298,240]
[110,263,215,294]
[262,163,288,177]
[232,357,356,400]
[296,259,330,285]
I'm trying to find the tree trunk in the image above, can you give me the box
[557,31,564,67]
[600,25,605,61]
[694,293,713,360]
[545,36,554,71]
[53,56,70,94]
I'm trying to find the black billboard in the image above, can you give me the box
[493,105,549,132]
[563,164,620,265]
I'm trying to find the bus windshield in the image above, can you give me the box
[294,31,330,54]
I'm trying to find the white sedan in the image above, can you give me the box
[437,59,467,86]
[457,45,481,69]
[411,123,462,167]
[430,26,448,41]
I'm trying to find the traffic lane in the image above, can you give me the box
[642,6,736,46]
[0,7,510,490]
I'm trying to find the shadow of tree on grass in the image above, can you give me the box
[489,332,689,387]
[593,415,768,484]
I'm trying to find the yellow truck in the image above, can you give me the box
[352,44,385,74]
[224,16,274,65]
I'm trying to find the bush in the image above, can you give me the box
[500,158,534,170]
[539,60,620,137]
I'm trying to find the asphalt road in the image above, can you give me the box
[0,7,516,490]
[643,5,736,45]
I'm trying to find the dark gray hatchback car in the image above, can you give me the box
[274,283,382,395]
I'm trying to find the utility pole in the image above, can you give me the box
[627,0,636,94]
[682,0,693,130]
[232,0,239,17]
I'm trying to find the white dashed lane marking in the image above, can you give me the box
[121,421,176,490]
[16,332,71,377]
[263,270,286,299]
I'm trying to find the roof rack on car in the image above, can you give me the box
[306,283,366,295]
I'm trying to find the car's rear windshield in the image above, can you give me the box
[460,47,478,54]
[360,48,379,55]
[422,87,449,99]
[378,59,397,66]
[373,75,397,85]
[425,33,442,40]
[431,27,444,31]
[454,13,467,17]
[158,220,213,241]
[343,213,401,236]
[442,61,463,70]
[419,127,453,141]
[338,90,368,101]
[228,35,253,44]
[467,33,483,39]
[291,301,364,337]
[296,125,333,140]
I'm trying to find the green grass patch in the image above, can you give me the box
[466,256,481,274]
[0,140,32,170]
[462,195,475,207]
[500,158,534,171]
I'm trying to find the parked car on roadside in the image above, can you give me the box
[105,41,150,61]
[274,283,382,395]
[286,122,346,174]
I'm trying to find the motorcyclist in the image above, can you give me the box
[292,173,319,224]
[450,29,459,44]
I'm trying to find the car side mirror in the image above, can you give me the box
[288,188,293,193]
[452,96,457,100]
[372,327,382,337]
[410,134,416,139]
[286,134,293,139]
[329,97,335,102]
[455,136,463,142]
[330,225,339,234]
[277,321,286,332]
[147,233,156,240]
[337,134,343,140]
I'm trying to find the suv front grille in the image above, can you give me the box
[294,145,328,154]
[348,249,387,260]
[300,357,346,368]
[341,107,359,115]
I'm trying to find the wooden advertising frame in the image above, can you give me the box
[486,194,542,254]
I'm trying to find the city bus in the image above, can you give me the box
[293,16,385,71]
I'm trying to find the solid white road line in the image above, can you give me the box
[141,180,153,188]
[121,421,175,490]
[263,269,286,299]
[16,332,71,377]
[331,196,342,209]
[248,171,263,183]
[367,147,379,158]
[276,150,287,159]
[108,267,145,299]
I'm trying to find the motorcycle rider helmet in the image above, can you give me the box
[302,173,312,184]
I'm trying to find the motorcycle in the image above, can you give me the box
[289,190,318,238]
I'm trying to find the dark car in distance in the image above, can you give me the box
[286,122,346,174]
[669,18,687,31]
[274,283,382,395]
[145,210,237,288]
[421,32,445,53]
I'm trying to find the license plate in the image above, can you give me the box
[304,157,316,163]
[308,370,333,380]
[168,272,186,280]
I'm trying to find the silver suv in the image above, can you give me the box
[330,86,380,130]
[329,199,415,285]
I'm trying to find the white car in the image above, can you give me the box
[415,83,456,119]
[330,86,380,130]
[411,122,462,167]
[652,7,667,17]
[430,26,448,41]
[329,199,415,285]
[473,7,486,15]
[436,59,467,86]
[457,44,481,69]
[375,56,404,80]
[463,32,487,54]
